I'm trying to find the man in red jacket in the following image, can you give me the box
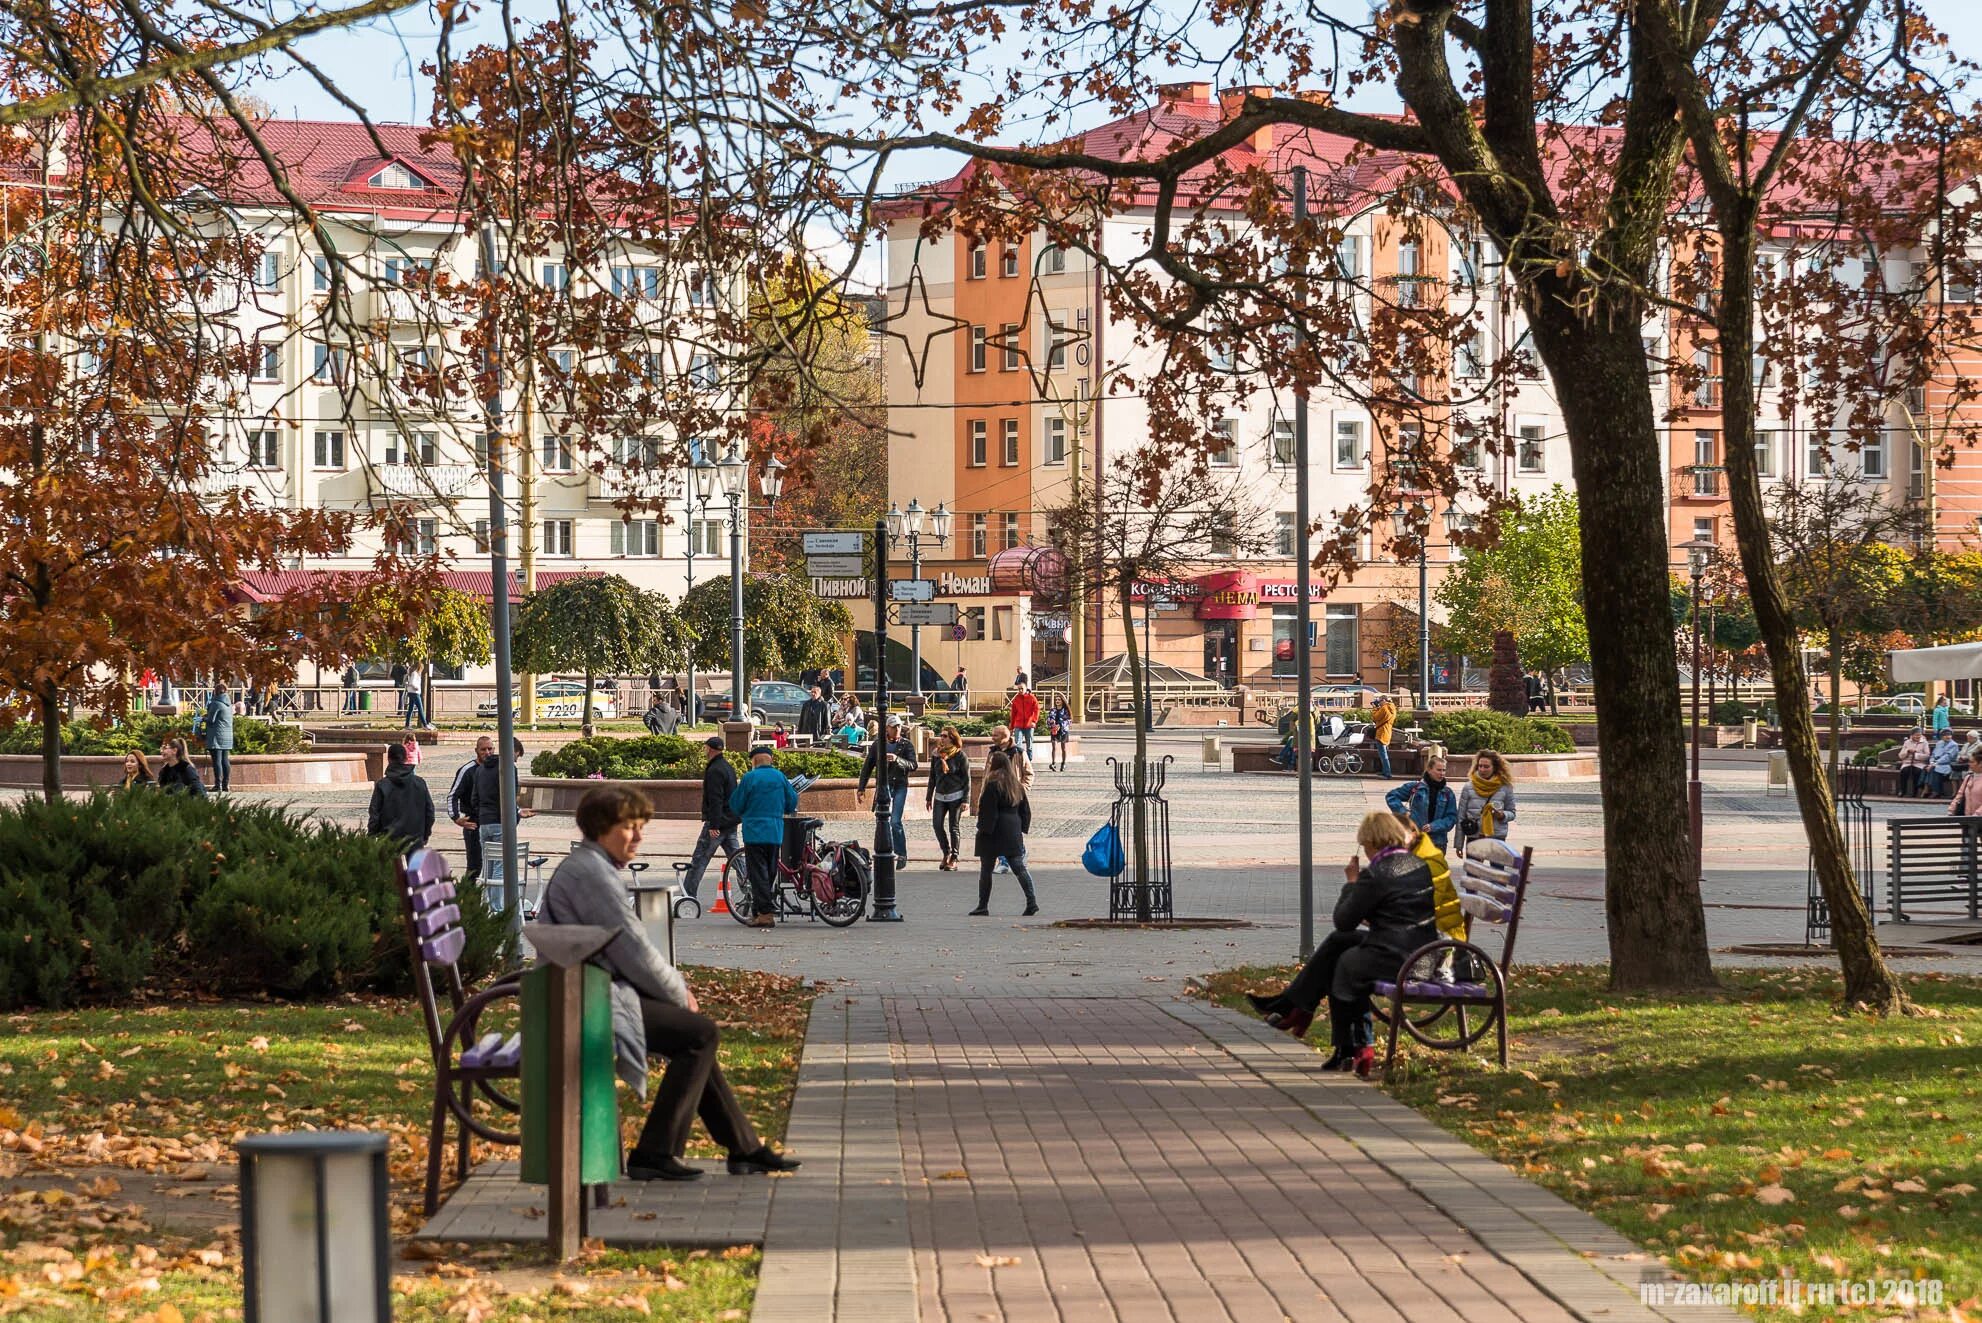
[1009,681,1041,761]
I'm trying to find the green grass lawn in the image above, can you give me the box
[0,965,807,1320]
[1202,963,1982,1322]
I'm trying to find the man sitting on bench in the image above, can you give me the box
[541,785,801,1182]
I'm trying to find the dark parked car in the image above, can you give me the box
[695,680,812,725]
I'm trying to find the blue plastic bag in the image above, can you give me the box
[1081,822,1125,877]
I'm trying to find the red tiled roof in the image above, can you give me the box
[233,567,601,604]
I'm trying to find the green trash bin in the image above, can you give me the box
[519,963,621,1187]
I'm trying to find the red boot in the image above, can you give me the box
[1266,1007,1313,1038]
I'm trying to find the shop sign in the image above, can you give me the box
[1195,570,1261,621]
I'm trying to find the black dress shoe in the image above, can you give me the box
[626,1156,704,1182]
[967,907,989,916]
[727,1147,802,1175]
[1021,903,1039,916]
[1245,991,1283,1016]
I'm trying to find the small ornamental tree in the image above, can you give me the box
[679,572,852,681]
[1435,486,1588,702]
[352,583,493,674]
[509,576,689,736]
[1488,631,1526,717]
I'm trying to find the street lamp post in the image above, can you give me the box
[1687,540,1712,886]
[705,446,784,725]
[682,477,698,723]
[886,499,951,697]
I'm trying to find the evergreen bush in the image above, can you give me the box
[1420,709,1576,755]
[0,713,309,756]
[0,791,505,1009]
[529,734,860,781]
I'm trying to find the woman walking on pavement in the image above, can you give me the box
[1046,693,1073,771]
[1454,750,1516,850]
[925,728,971,871]
[969,751,1038,916]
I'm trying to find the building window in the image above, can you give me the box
[1001,418,1020,466]
[541,262,568,291]
[312,430,346,470]
[1324,604,1359,676]
[968,244,986,279]
[1693,430,1718,494]
[969,420,987,467]
[541,435,574,473]
[1001,323,1021,371]
[1862,430,1887,478]
[1754,430,1775,478]
[1455,330,1485,379]
[1047,320,1067,370]
[1396,238,1423,307]
[253,251,281,291]
[1042,244,1066,274]
[960,606,987,640]
[252,342,280,382]
[1272,607,1298,679]
[688,352,719,389]
[610,266,660,300]
[1045,416,1067,465]
[1517,424,1546,474]
[997,246,1019,278]
[1002,512,1020,549]
[688,269,717,307]
[1333,418,1364,470]
[970,514,988,558]
[386,431,438,465]
[969,326,987,372]
[383,255,427,284]
[367,162,423,189]
[691,520,724,557]
[311,344,348,384]
[1806,431,1829,476]
[1272,419,1296,467]
[552,348,576,375]
[311,255,331,292]
[473,519,490,553]
[1693,516,1716,545]
[1211,419,1237,466]
[543,519,574,556]
[611,519,660,556]
[1276,512,1297,558]
[1209,516,1237,558]
[244,430,280,469]
[1692,346,1719,407]
[411,517,438,554]
[1334,235,1361,282]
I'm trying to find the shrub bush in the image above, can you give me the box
[0,791,506,1009]
[1851,739,1898,768]
[529,734,861,781]
[0,712,309,756]
[1710,699,1754,725]
[1420,709,1576,755]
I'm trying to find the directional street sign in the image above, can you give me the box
[895,601,959,626]
[802,531,866,555]
[890,579,936,603]
[805,554,867,578]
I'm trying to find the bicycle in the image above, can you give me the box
[717,813,865,927]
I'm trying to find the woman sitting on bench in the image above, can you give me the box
[542,785,800,1182]
[1246,810,1438,1076]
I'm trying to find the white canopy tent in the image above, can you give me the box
[1888,641,1982,683]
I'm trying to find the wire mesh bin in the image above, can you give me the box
[1807,763,1875,945]
[1107,754,1175,922]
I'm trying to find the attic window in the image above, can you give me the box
[367,162,424,190]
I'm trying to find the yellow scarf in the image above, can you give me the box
[1469,769,1508,838]
[1413,833,1465,940]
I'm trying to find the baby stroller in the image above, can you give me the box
[1314,715,1374,776]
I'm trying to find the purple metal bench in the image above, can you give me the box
[398,848,526,1216]
[1371,839,1534,1075]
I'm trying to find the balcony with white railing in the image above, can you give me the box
[195,467,289,501]
[371,463,480,501]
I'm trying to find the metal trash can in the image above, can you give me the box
[1767,750,1790,796]
[519,962,620,1187]
[1201,735,1221,769]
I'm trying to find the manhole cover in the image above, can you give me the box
[1051,917,1255,931]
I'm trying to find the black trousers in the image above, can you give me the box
[462,825,482,880]
[631,999,762,1161]
[1282,930,1364,1015]
[1279,929,1388,1052]
[744,841,779,913]
[931,800,965,858]
[976,852,1036,908]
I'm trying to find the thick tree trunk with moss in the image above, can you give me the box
[1521,314,1718,991]
[1715,223,1907,1014]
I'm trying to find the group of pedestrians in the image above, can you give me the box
[1895,726,1982,801]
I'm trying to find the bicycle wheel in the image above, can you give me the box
[720,854,756,925]
[813,874,865,927]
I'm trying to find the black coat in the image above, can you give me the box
[464,755,517,827]
[796,697,831,740]
[701,754,741,829]
[973,781,1031,860]
[158,759,205,796]
[859,736,919,793]
[1332,849,1438,959]
[925,750,970,804]
[368,765,435,849]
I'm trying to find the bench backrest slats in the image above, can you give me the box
[409,881,456,914]
[421,927,467,968]
[1459,839,1535,974]
[406,848,451,889]
[415,904,461,939]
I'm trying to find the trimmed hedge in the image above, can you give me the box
[530,734,862,782]
[0,791,506,1010]
[1420,710,1577,755]
[0,712,310,756]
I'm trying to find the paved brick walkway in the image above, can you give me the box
[878,996,1720,1323]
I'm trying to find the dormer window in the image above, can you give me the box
[367,162,423,190]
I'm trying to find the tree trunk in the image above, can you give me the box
[39,680,62,801]
[582,668,596,739]
[1118,579,1150,921]
[1523,315,1717,991]
[1829,648,1845,781]
[1715,218,1907,1013]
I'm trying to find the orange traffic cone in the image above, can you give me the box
[709,888,730,915]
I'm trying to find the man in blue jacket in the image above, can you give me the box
[1383,752,1459,851]
[729,746,797,929]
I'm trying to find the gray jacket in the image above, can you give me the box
[540,841,689,1096]
[198,694,235,751]
[1453,780,1516,839]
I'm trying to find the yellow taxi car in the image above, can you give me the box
[477,679,620,721]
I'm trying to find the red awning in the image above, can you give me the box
[233,568,601,605]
